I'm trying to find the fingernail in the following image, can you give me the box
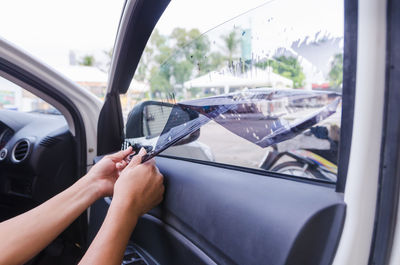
[139,147,146,155]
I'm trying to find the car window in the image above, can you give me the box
[0,76,60,114]
[123,0,344,182]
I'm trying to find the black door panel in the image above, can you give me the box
[133,214,218,265]
[89,157,345,265]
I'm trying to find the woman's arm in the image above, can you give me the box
[0,147,134,265]
[79,148,164,265]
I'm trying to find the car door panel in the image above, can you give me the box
[131,214,218,265]
[89,156,345,265]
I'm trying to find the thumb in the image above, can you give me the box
[128,147,147,167]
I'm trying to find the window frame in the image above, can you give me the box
[335,0,358,192]
[128,0,357,188]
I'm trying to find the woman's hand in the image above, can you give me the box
[113,148,164,217]
[85,146,134,198]
[79,148,164,265]
[0,148,137,265]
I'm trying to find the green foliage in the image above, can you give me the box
[201,52,225,74]
[172,60,193,85]
[170,28,212,76]
[329,53,343,89]
[79,55,95,66]
[221,30,240,62]
[135,29,172,93]
[257,56,305,88]
[149,67,172,96]
[134,27,250,98]
[137,27,320,98]
[137,27,220,98]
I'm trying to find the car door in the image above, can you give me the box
[90,0,360,264]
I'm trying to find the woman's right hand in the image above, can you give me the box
[112,148,165,217]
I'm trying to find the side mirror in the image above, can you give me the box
[125,101,200,145]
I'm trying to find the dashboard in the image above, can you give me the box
[0,109,77,220]
[0,125,13,151]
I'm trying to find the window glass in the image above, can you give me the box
[0,76,60,114]
[124,0,344,182]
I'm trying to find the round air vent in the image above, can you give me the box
[12,139,30,163]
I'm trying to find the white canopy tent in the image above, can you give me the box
[184,67,293,93]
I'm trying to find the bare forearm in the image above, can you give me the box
[79,198,140,265]
[0,175,99,265]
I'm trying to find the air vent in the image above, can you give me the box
[12,139,30,163]
[40,136,60,148]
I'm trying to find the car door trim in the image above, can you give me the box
[335,0,358,193]
[136,214,218,265]
[158,154,336,187]
[369,0,400,264]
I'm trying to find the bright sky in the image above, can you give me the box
[0,0,125,68]
[157,0,270,34]
[0,0,343,73]
[158,0,343,35]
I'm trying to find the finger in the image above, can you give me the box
[127,147,147,168]
[143,158,156,167]
[145,157,155,164]
[155,165,161,175]
[108,146,133,161]
[121,160,128,168]
[116,161,127,171]
[118,160,128,169]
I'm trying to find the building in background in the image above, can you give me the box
[56,65,108,99]
[0,77,54,112]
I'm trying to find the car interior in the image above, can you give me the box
[0,0,366,265]
[0,59,90,265]
[0,109,87,264]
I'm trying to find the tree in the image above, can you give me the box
[135,29,172,96]
[149,66,172,96]
[329,53,343,89]
[170,28,212,76]
[136,27,225,98]
[221,30,240,62]
[257,56,305,88]
[200,52,224,74]
[79,55,95,66]
[145,28,212,98]
[135,46,154,81]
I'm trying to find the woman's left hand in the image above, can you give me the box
[85,147,133,198]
